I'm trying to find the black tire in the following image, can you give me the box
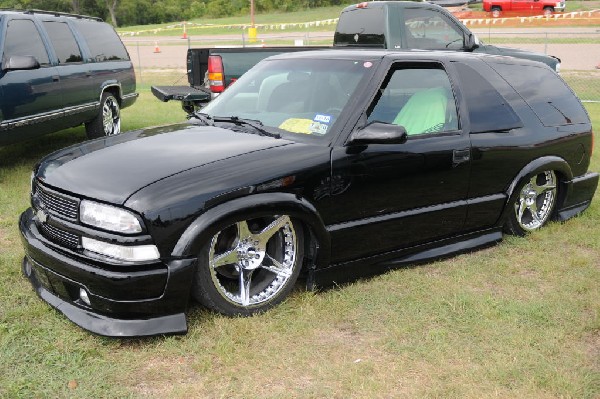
[543,6,554,16]
[504,170,558,236]
[85,92,121,139]
[192,215,304,316]
[491,6,501,17]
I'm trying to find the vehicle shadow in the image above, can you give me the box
[0,127,87,169]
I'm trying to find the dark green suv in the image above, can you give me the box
[0,10,137,145]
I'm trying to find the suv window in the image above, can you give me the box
[43,21,82,64]
[334,8,385,47]
[73,20,129,62]
[453,62,522,133]
[491,63,589,127]
[3,19,50,65]
[403,8,464,50]
[368,65,459,135]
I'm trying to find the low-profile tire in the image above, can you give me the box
[491,6,501,17]
[504,170,558,236]
[192,214,304,316]
[85,92,121,139]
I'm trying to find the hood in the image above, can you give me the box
[485,45,560,70]
[37,123,292,204]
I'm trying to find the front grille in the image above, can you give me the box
[40,223,79,249]
[36,184,79,220]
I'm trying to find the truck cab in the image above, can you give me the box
[334,1,560,71]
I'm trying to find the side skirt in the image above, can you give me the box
[310,228,503,289]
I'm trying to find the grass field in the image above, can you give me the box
[0,79,599,398]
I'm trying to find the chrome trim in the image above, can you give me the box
[122,92,139,101]
[0,103,98,131]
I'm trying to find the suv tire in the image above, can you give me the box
[85,92,121,139]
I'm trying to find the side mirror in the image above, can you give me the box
[348,122,408,145]
[2,55,40,71]
[464,33,480,51]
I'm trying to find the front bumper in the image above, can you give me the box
[19,208,196,337]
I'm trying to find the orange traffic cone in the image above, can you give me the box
[153,41,161,53]
[182,22,188,39]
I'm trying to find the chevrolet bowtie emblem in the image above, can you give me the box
[36,208,48,223]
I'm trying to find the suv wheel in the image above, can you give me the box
[85,92,121,139]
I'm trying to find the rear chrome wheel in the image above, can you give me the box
[193,215,303,315]
[506,170,557,235]
[85,92,121,139]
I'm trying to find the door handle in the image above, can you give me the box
[452,148,470,166]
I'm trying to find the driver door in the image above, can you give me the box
[327,62,471,264]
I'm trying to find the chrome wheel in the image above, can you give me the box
[208,215,298,307]
[102,96,120,136]
[514,171,557,231]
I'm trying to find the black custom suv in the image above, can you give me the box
[0,10,137,145]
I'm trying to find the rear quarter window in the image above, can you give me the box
[73,20,129,62]
[490,62,589,127]
[453,62,523,133]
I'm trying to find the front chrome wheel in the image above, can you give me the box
[514,170,557,232]
[194,215,303,315]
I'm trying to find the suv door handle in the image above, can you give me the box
[453,148,470,166]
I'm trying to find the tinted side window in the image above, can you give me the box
[490,63,589,127]
[3,19,50,65]
[334,8,385,47]
[403,8,464,50]
[453,62,522,133]
[43,21,82,64]
[368,65,459,135]
[73,20,129,62]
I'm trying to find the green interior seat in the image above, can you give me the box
[393,87,448,135]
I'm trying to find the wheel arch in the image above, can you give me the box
[501,155,573,223]
[99,83,123,105]
[171,192,331,278]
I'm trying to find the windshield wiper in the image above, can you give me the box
[212,116,281,139]
[191,112,215,126]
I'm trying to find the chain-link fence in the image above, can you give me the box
[123,28,600,102]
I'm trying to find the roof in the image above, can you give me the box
[0,9,102,21]
[264,48,547,69]
[340,1,445,13]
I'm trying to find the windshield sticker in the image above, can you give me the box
[278,118,313,134]
[309,114,333,135]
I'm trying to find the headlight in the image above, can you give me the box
[555,62,561,73]
[82,237,159,262]
[80,200,143,234]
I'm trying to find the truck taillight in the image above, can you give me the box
[207,55,225,93]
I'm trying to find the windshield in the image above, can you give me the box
[201,57,375,138]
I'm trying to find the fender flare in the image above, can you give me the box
[500,155,573,222]
[171,192,331,271]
